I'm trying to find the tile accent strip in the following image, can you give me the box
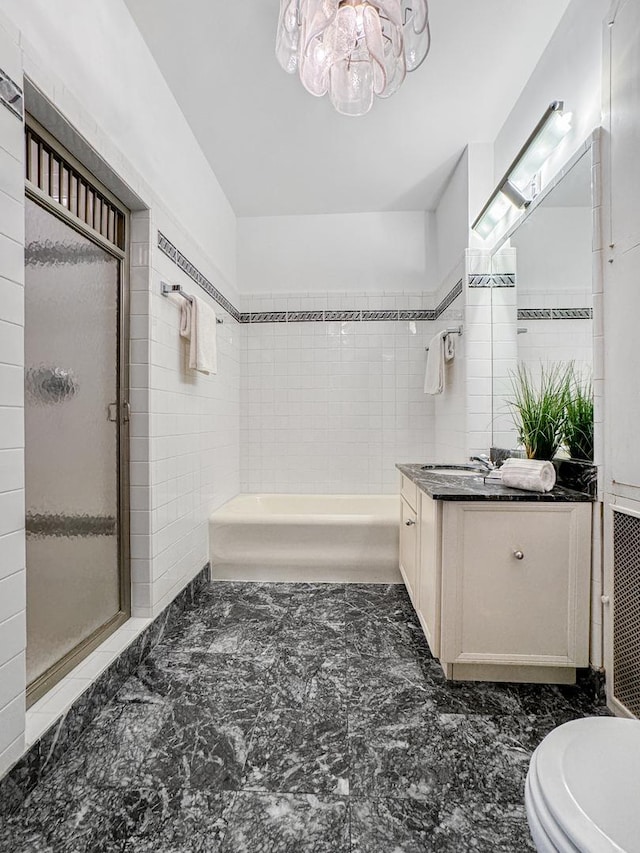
[0,68,23,120]
[0,564,211,817]
[434,278,463,317]
[518,307,593,320]
[158,232,241,321]
[468,273,516,287]
[241,280,462,325]
[157,233,464,327]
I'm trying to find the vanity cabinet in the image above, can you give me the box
[417,491,442,658]
[439,502,591,682]
[399,474,592,684]
[399,496,418,605]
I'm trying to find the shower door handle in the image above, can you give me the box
[107,401,130,423]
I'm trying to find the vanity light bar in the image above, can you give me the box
[472,101,572,240]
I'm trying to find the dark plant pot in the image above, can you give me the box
[552,458,597,497]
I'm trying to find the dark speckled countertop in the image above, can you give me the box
[397,463,594,502]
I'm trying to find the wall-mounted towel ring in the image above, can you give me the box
[161,282,223,323]
[424,325,462,352]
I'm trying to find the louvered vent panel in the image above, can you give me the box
[25,125,125,251]
[613,509,640,717]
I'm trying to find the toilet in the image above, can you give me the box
[525,716,640,853]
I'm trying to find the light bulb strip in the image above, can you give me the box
[472,100,568,237]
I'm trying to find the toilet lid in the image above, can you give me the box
[533,717,640,853]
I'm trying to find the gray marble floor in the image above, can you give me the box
[0,582,608,852]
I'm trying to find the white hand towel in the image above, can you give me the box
[179,294,218,375]
[500,458,557,493]
[423,330,455,395]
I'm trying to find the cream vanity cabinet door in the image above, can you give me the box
[416,490,442,658]
[440,502,591,672]
[399,496,418,607]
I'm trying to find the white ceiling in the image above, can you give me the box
[124,0,570,217]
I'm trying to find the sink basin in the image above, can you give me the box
[420,465,485,477]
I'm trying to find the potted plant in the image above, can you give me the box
[563,368,594,461]
[508,362,571,460]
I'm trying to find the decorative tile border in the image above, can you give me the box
[158,232,240,321]
[240,280,462,326]
[518,307,593,320]
[287,310,324,322]
[0,564,211,817]
[518,308,553,320]
[0,67,23,121]
[434,279,463,316]
[468,273,516,288]
[158,231,464,327]
[361,310,402,321]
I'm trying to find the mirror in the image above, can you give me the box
[490,149,593,450]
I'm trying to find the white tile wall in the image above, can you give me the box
[433,261,467,461]
[0,15,26,778]
[129,214,241,618]
[241,293,435,494]
[0,4,243,780]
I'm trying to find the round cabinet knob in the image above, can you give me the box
[405,519,416,526]
[513,550,524,560]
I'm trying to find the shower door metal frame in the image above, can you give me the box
[24,115,132,706]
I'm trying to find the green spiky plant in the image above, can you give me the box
[563,367,594,461]
[508,362,572,460]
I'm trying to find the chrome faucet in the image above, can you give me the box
[469,454,494,472]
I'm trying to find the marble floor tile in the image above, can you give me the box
[347,655,436,724]
[285,583,346,622]
[264,649,347,713]
[433,802,536,852]
[346,611,428,660]
[349,711,538,805]
[219,791,350,853]
[278,616,346,656]
[350,796,440,853]
[1,783,233,853]
[242,707,350,796]
[0,582,608,853]
[138,703,261,793]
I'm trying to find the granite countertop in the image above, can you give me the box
[397,463,595,502]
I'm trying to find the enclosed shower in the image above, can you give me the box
[24,121,130,703]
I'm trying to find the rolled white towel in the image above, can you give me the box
[500,458,556,493]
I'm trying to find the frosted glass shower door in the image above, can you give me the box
[25,197,123,687]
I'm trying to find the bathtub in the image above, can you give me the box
[209,494,401,583]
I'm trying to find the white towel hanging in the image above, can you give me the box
[424,330,455,394]
[179,294,218,374]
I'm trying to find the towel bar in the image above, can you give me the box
[424,325,462,352]
[161,282,223,323]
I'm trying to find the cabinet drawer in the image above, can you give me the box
[440,503,591,668]
[400,474,418,511]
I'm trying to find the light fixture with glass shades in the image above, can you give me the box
[276,0,431,116]
[472,100,573,240]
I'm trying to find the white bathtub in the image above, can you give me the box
[209,494,401,583]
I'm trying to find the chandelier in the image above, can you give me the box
[276,0,431,116]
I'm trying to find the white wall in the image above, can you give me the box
[238,211,437,295]
[434,150,469,284]
[0,12,26,781]
[0,0,241,777]
[493,0,607,193]
[0,0,236,288]
[432,261,467,461]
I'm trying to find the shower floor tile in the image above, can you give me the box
[0,581,608,852]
